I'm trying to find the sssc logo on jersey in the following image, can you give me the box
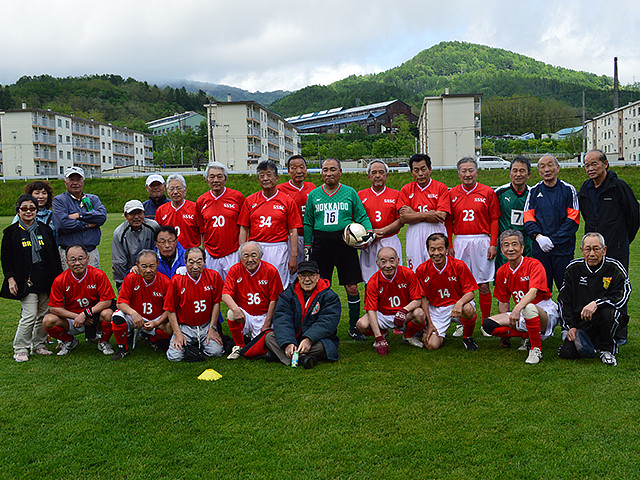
[398,283,407,289]
[603,277,612,289]
[384,199,395,204]
[474,197,486,203]
[224,203,236,209]
[153,291,163,297]
[87,284,97,289]
[204,285,214,291]
[183,214,194,219]
[258,280,268,285]
[520,276,530,282]
[273,204,285,211]
[447,276,457,282]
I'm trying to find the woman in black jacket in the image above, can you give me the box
[1,194,62,362]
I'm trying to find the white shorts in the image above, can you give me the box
[429,301,476,338]
[259,241,289,288]
[289,236,306,284]
[454,234,495,284]
[359,235,403,283]
[405,222,446,271]
[111,310,159,335]
[66,318,85,336]
[373,312,397,331]
[512,298,559,340]
[238,308,268,340]
[206,250,239,281]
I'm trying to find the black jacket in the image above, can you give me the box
[578,170,639,260]
[1,222,62,300]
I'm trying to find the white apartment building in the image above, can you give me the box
[0,107,153,177]
[205,101,299,172]
[417,93,482,167]
[585,100,640,162]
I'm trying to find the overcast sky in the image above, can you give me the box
[2,0,638,92]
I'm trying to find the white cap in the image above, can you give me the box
[123,199,144,214]
[65,166,85,178]
[146,174,165,186]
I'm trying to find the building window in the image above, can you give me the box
[58,119,62,127]
[60,166,64,174]
[58,134,63,142]
[66,136,70,143]
[65,120,70,128]
[59,150,63,159]
[102,142,105,149]
[103,155,106,163]
[108,130,111,137]
[108,144,111,150]
[67,151,71,159]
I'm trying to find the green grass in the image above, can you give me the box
[1,189,640,478]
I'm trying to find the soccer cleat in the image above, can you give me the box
[348,327,367,342]
[518,338,530,351]
[112,346,129,361]
[14,352,29,362]
[33,346,53,356]
[525,346,543,364]
[57,337,79,356]
[97,341,115,355]
[500,337,511,348]
[227,345,243,360]
[462,337,479,351]
[403,336,424,349]
[452,324,464,337]
[600,351,617,366]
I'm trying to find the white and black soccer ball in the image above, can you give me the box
[343,222,367,247]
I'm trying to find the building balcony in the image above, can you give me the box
[33,118,56,129]
[33,133,57,145]
[34,151,57,161]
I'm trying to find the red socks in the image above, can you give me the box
[491,326,527,339]
[479,291,492,320]
[404,320,422,339]
[100,320,113,343]
[112,322,128,347]
[45,325,73,342]
[227,320,245,347]
[525,316,542,349]
[461,314,477,338]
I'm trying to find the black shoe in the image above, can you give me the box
[500,337,511,348]
[263,351,279,363]
[462,337,479,351]
[300,354,317,369]
[112,346,129,360]
[348,327,367,342]
[154,338,170,352]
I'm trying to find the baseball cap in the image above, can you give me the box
[298,261,319,274]
[146,174,165,186]
[65,166,85,178]
[123,199,145,214]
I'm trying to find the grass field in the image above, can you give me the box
[1,178,640,479]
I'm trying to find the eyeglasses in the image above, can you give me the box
[156,239,176,245]
[19,206,37,212]
[167,186,185,192]
[67,256,87,264]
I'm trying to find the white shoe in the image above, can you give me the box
[14,352,29,362]
[34,345,53,356]
[480,327,492,337]
[518,338,530,351]
[452,324,464,337]
[600,351,617,366]
[525,346,543,364]
[97,341,115,355]
[227,345,243,360]
[57,337,79,356]
[403,336,424,348]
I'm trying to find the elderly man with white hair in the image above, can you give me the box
[155,174,200,249]
[222,241,283,360]
[196,162,246,280]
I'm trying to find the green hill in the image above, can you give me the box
[270,41,640,136]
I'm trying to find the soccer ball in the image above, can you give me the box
[343,223,367,247]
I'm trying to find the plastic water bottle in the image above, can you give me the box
[81,195,93,212]
[291,351,299,368]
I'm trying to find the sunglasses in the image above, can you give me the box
[19,206,37,212]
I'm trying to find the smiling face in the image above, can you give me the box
[581,235,606,267]
[258,167,278,193]
[537,155,559,186]
[125,209,145,230]
[66,246,89,278]
[322,159,342,188]
[185,249,205,279]
[376,247,399,279]
[17,199,37,225]
[137,252,159,283]
[65,173,84,197]
[509,161,530,191]
[298,271,320,293]
[146,181,165,201]
[410,159,431,187]
[240,243,262,273]
[167,179,186,204]
[427,236,448,269]
[457,161,477,188]
[206,168,227,195]
[31,188,49,208]
[500,235,524,264]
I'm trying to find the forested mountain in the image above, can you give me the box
[0,74,215,131]
[270,41,640,135]
[161,80,290,106]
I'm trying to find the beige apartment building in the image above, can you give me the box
[205,101,299,172]
[417,93,482,167]
[584,100,640,162]
[0,107,153,177]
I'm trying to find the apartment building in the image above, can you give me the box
[0,107,153,177]
[146,111,206,135]
[204,101,299,172]
[584,100,640,162]
[417,93,482,167]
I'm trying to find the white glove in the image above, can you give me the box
[536,235,554,253]
[176,266,188,275]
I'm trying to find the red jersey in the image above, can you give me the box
[163,268,223,327]
[415,256,478,307]
[156,200,200,249]
[358,186,400,238]
[398,179,451,218]
[49,266,115,314]
[278,180,315,235]
[494,256,551,306]
[117,271,170,320]
[365,265,422,315]
[196,188,245,258]
[222,261,283,316]
[449,183,500,237]
[238,190,302,243]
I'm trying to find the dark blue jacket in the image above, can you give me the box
[272,278,341,361]
[143,195,169,221]
[524,180,579,257]
[155,241,186,278]
[52,191,107,250]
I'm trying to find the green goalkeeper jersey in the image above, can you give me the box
[495,182,532,268]
[304,183,372,246]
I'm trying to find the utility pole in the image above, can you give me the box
[582,90,586,160]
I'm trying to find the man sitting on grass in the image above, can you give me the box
[557,232,631,366]
[265,261,341,368]
[415,233,479,351]
[482,230,559,364]
[355,247,425,355]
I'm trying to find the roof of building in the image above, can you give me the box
[286,100,400,124]
[296,111,386,131]
[146,111,204,128]
[556,126,583,136]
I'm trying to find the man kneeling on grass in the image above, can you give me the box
[265,261,340,368]
[482,230,559,364]
[165,247,224,362]
[355,247,425,355]
[557,233,630,366]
